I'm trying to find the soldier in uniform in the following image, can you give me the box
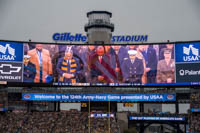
[159,44,174,60]
[121,50,144,83]
[156,48,175,83]
[23,55,36,82]
[56,49,81,84]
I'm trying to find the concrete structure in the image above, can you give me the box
[84,11,114,44]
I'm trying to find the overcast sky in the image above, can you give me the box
[0,0,200,43]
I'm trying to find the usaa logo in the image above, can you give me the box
[0,44,16,61]
[183,44,199,62]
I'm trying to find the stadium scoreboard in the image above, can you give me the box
[0,40,200,87]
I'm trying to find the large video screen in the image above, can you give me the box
[0,40,200,86]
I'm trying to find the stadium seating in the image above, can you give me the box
[190,114,200,132]
[190,93,200,108]
[189,92,200,132]
[0,111,120,133]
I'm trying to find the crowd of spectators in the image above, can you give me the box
[90,116,119,133]
[190,114,200,132]
[52,111,88,133]
[0,92,7,107]
[190,93,200,108]
[20,112,58,133]
[0,110,120,133]
[189,92,200,132]
[0,111,26,133]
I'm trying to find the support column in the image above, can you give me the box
[176,97,180,133]
[139,103,144,133]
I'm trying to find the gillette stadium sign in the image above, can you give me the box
[53,33,87,42]
[52,32,148,43]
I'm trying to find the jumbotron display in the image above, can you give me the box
[0,40,200,86]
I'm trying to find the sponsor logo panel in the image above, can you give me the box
[0,41,23,62]
[175,42,200,63]
[176,63,200,83]
[0,62,23,82]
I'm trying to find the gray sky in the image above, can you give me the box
[0,0,200,43]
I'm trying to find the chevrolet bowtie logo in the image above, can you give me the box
[0,64,21,74]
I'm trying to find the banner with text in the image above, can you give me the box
[22,93,176,101]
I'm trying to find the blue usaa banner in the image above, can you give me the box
[0,41,23,62]
[175,42,200,63]
[22,93,176,102]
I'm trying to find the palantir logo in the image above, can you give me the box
[0,64,21,74]
[178,69,200,76]
[179,69,185,76]
[0,43,16,61]
[183,44,199,62]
